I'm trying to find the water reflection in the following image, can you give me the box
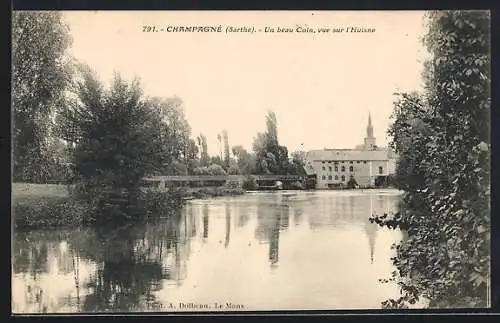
[225,203,231,248]
[12,190,404,313]
[202,204,209,241]
[81,224,165,312]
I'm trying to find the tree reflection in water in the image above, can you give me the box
[254,194,291,268]
[236,200,250,228]
[224,202,231,248]
[202,203,209,241]
[70,209,187,312]
[12,232,51,313]
[269,210,281,267]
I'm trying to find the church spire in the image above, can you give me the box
[366,112,374,138]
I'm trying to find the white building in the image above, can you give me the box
[303,113,398,189]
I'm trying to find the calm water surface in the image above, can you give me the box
[12,190,405,313]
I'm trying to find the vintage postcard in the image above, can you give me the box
[11,10,491,313]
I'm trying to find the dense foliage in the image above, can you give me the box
[371,11,490,308]
[145,96,198,175]
[192,164,227,176]
[222,129,230,169]
[232,145,257,175]
[12,11,73,183]
[58,65,171,222]
[13,196,91,229]
[252,111,301,175]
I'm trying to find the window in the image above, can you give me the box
[335,175,339,180]
[322,175,326,180]
[341,166,345,172]
[357,161,360,164]
[341,175,345,182]
[363,161,367,164]
[328,175,332,180]
[379,166,383,174]
[322,166,326,171]
[328,166,332,171]
[322,161,325,164]
[334,166,338,172]
[349,166,354,172]
[350,161,353,164]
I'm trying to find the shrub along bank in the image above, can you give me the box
[13,183,246,230]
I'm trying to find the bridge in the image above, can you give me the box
[142,174,306,190]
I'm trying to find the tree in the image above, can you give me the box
[232,145,256,175]
[222,130,230,169]
[12,11,73,182]
[227,159,240,175]
[290,150,307,175]
[372,11,490,309]
[265,111,278,148]
[277,145,290,174]
[59,65,162,222]
[252,131,272,175]
[184,139,200,174]
[144,96,194,175]
[209,156,223,166]
[387,92,431,191]
[252,111,286,175]
[252,132,267,157]
[198,134,210,166]
[265,111,281,172]
[217,133,222,160]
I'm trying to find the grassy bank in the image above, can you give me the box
[12,183,246,230]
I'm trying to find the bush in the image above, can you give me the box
[13,196,92,229]
[191,187,245,199]
[225,180,242,189]
[192,164,227,176]
[242,177,258,190]
[346,177,358,189]
[289,181,304,190]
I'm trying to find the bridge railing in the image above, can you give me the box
[142,175,303,182]
[250,175,303,181]
[143,175,241,182]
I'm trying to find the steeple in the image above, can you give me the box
[363,112,376,150]
[367,112,374,138]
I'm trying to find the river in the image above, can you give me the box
[12,189,405,313]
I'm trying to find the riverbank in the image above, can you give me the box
[12,183,246,230]
[184,187,245,199]
[13,195,91,230]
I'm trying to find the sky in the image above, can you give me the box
[63,11,428,156]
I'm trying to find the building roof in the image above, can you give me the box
[305,148,394,161]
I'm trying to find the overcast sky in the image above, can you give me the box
[63,11,428,156]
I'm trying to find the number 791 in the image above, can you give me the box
[142,26,157,32]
